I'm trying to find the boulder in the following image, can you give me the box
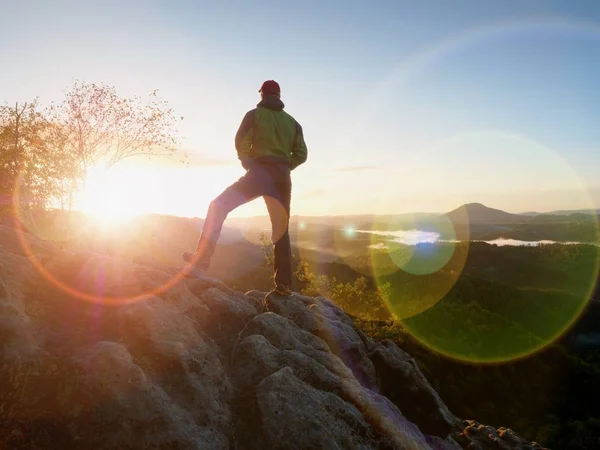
[265,293,378,390]
[455,421,548,450]
[255,367,375,449]
[0,250,39,361]
[369,339,461,437]
[231,313,451,450]
[69,340,230,449]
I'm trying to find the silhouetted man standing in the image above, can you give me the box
[183,80,308,296]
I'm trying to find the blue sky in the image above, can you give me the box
[2,0,600,216]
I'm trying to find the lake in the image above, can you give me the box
[357,229,597,248]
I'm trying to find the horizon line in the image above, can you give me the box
[52,203,600,221]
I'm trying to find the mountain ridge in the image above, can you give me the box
[445,202,529,224]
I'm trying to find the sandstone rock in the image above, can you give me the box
[369,339,460,438]
[116,295,233,426]
[0,228,546,450]
[244,289,270,313]
[0,250,39,361]
[183,271,233,295]
[265,293,379,390]
[255,367,375,449]
[0,224,58,257]
[70,341,230,450]
[192,287,257,347]
[232,313,455,450]
[455,420,548,450]
[426,436,463,450]
[232,322,352,395]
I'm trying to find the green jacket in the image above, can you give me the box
[235,96,308,170]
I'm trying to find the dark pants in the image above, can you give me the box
[195,161,292,289]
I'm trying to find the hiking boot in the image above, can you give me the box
[182,252,210,271]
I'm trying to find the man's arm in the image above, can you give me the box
[290,121,308,170]
[235,109,256,165]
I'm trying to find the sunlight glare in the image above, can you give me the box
[76,166,148,226]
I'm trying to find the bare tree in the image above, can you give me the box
[1,81,182,230]
[48,80,182,181]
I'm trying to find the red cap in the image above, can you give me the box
[259,80,280,95]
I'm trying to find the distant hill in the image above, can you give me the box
[520,209,600,216]
[548,209,599,216]
[446,203,528,224]
[228,213,441,231]
[529,213,599,224]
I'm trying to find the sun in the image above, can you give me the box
[76,166,147,226]
[73,163,231,222]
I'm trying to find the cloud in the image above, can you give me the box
[333,165,379,172]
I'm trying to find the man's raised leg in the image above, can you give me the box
[184,173,261,270]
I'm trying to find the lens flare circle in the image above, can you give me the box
[352,18,600,363]
[383,132,599,363]
[329,219,379,278]
[372,215,471,321]
[12,176,198,306]
[380,213,460,276]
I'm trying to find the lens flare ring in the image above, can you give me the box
[12,174,200,305]
[351,18,600,363]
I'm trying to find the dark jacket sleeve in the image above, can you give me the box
[290,121,308,170]
[235,109,256,160]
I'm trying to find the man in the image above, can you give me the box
[183,80,308,296]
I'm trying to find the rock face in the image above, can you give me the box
[455,421,547,450]
[0,225,547,449]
